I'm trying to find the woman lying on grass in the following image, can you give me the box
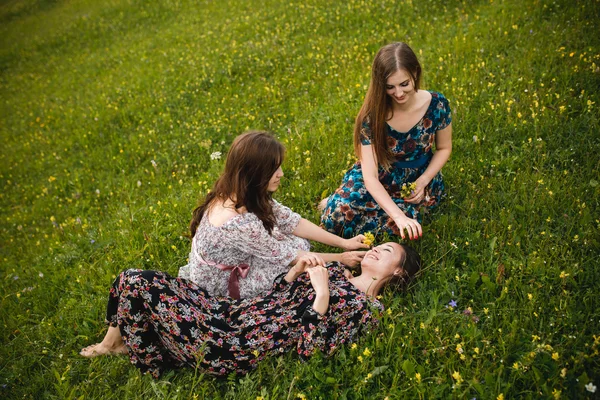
[80,243,421,378]
[179,130,368,300]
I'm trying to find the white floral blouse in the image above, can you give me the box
[179,200,310,299]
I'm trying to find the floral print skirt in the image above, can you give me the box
[320,162,444,238]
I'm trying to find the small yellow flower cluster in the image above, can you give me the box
[400,182,417,198]
[362,232,375,247]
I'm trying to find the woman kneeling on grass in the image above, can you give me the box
[179,130,369,300]
[80,243,420,378]
[320,42,453,240]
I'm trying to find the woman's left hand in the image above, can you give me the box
[306,265,330,295]
[404,178,429,204]
[340,251,367,267]
[342,235,370,250]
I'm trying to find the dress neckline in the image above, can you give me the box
[386,90,435,134]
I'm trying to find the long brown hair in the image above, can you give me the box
[189,131,285,236]
[354,42,422,170]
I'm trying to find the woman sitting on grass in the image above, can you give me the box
[179,130,368,300]
[320,42,453,240]
[80,243,421,378]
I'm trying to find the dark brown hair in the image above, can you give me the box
[354,42,422,170]
[189,131,285,236]
[383,244,422,291]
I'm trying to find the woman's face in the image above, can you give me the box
[361,243,404,278]
[267,166,284,192]
[385,69,415,105]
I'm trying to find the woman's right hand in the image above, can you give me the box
[393,215,422,240]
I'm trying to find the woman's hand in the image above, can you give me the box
[306,265,330,296]
[285,253,326,282]
[342,235,370,250]
[340,251,367,267]
[404,177,430,204]
[392,215,422,240]
[307,265,330,315]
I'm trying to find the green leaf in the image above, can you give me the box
[402,360,414,376]
[369,365,389,377]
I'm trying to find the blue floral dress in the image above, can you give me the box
[106,262,382,378]
[321,91,452,238]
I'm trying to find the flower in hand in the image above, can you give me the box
[400,182,417,198]
[362,232,375,247]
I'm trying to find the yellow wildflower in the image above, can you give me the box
[452,371,463,384]
[363,232,375,247]
[415,373,422,383]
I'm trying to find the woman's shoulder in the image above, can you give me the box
[427,90,450,105]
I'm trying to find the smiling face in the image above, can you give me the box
[361,242,405,279]
[267,165,284,192]
[385,69,415,106]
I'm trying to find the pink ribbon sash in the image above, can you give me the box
[214,263,250,300]
[197,252,250,299]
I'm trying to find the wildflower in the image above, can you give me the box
[363,348,371,357]
[297,393,307,400]
[448,299,457,309]
[210,151,222,160]
[527,293,533,300]
[483,308,489,315]
[252,350,260,357]
[38,272,44,278]
[560,368,567,378]
[552,389,561,399]
[357,355,363,363]
[415,373,422,383]
[585,382,596,393]
[552,352,559,361]
[400,182,417,198]
[456,344,464,354]
[532,335,540,341]
[513,362,520,370]
[452,371,463,384]
[151,160,157,168]
[351,343,357,350]
[363,232,375,247]
[497,394,504,400]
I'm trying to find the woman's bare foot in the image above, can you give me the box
[317,196,329,211]
[80,342,128,358]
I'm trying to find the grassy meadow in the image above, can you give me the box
[1,0,599,398]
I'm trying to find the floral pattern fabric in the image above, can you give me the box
[107,262,383,378]
[320,91,451,238]
[179,199,310,299]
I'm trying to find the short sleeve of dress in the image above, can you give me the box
[435,93,452,131]
[272,199,302,235]
[359,117,373,146]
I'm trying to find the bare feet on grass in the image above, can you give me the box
[80,326,128,358]
[317,197,329,211]
[80,342,128,358]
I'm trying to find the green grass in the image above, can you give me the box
[1,0,599,398]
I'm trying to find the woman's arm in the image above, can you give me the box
[360,144,422,240]
[405,124,452,203]
[293,218,368,250]
[306,265,330,315]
